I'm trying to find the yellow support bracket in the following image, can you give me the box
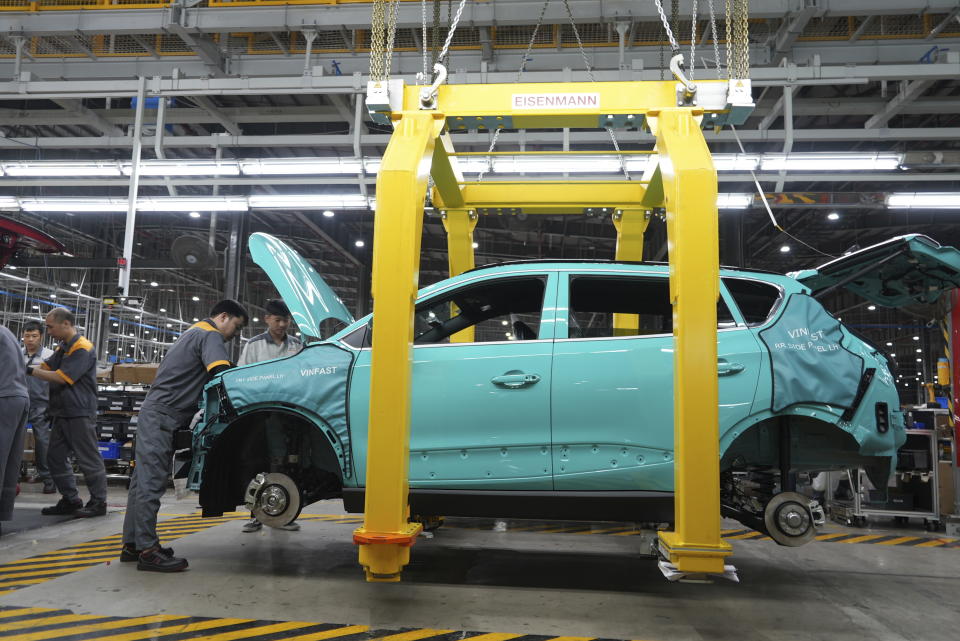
[651,108,732,574]
[612,209,650,335]
[440,208,479,342]
[354,111,444,582]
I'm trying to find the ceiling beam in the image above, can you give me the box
[848,15,876,42]
[926,7,960,40]
[187,95,242,135]
[772,2,820,61]
[130,34,161,60]
[51,98,125,136]
[864,79,936,128]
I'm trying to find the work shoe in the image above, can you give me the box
[74,499,107,518]
[120,543,174,563]
[137,546,188,573]
[41,497,83,515]
[279,521,301,531]
[42,481,56,494]
[241,518,263,533]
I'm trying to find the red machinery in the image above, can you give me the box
[0,215,65,269]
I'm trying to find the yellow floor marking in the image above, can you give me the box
[0,613,113,632]
[727,532,764,540]
[458,633,523,641]
[74,617,252,641]
[9,615,188,641]
[3,550,119,564]
[0,557,114,572]
[536,527,585,534]
[0,608,59,619]
[366,629,454,641]
[0,566,113,581]
[874,536,920,546]
[836,535,884,545]
[277,625,370,641]
[915,539,947,548]
[572,526,636,535]
[814,532,850,541]
[542,636,595,641]
[0,578,55,588]
[609,530,643,537]
[188,621,324,641]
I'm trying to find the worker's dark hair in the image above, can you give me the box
[264,299,291,318]
[47,307,75,325]
[22,320,43,334]
[210,299,249,323]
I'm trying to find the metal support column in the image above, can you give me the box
[440,208,479,343]
[652,108,733,575]
[353,112,444,581]
[118,75,146,297]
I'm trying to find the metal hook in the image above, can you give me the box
[669,53,697,101]
[419,63,448,109]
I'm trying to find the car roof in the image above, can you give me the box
[463,258,782,277]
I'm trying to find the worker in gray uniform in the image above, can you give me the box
[238,299,303,533]
[122,299,247,573]
[28,308,107,519]
[21,320,55,494]
[1,324,30,537]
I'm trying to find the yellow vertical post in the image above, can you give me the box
[652,108,732,574]
[353,112,444,582]
[441,208,479,343]
[612,209,650,336]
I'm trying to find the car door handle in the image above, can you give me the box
[491,373,541,388]
[717,360,745,376]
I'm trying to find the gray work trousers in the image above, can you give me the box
[0,396,29,521]
[28,404,51,482]
[48,415,107,504]
[123,405,183,550]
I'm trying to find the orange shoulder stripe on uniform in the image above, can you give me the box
[55,369,75,385]
[191,321,218,332]
[66,336,94,356]
[206,360,230,372]
[40,362,51,370]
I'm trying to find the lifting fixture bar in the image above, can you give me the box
[356,74,753,581]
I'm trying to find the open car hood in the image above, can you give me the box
[248,232,354,340]
[789,234,960,307]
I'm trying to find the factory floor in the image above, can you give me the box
[1,484,959,641]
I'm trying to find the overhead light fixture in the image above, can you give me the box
[137,197,248,212]
[150,281,158,287]
[191,296,200,301]
[69,282,79,287]
[913,336,920,340]
[252,317,259,322]
[827,212,840,221]
[239,158,365,175]
[916,348,922,353]
[2,161,123,177]
[0,196,19,209]
[760,152,901,172]
[472,242,479,249]
[159,307,167,312]
[130,160,241,177]
[780,245,791,253]
[322,210,335,218]
[354,240,365,248]
[20,198,127,212]
[867,305,876,311]
[886,193,960,209]
[717,193,752,209]
[886,342,893,346]
[248,194,370,210]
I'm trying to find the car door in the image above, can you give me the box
[349,271,559,490]
[550,270,761,491]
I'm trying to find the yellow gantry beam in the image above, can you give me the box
[360,78,735,581]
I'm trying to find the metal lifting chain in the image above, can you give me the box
[477,0,551,183]
[732,0,750,79]
[560,0,630,181]
[690,0,698,81]
[370,0,387,81]
[654,0,680,52]
[431,0,442,68]
[708,0,722,76]
[421,0,429,78]
[384,0,400,79]
[436,0,468,65]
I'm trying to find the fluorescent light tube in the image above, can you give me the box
[3,162,123,177]
[760,153,901,172]
[20,198,128,212]
[248,194,370,209]
[0,196,18,209]
[240,158,364,175]
[138,197,248,212]
[886,193,960,209]
[132,161,241,176]
[717,193,753,209]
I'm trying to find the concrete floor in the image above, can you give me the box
[2,484,959,641]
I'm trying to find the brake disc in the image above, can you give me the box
[244,472,302,529]
[763,491,817,547]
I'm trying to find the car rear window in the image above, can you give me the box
[568,276,736,338]
[723,278,783,326]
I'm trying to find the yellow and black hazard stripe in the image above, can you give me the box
[0,606,611,641]
[0,514,238,596]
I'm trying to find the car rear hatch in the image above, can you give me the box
[789,234,960,307]
[248,232,354,340]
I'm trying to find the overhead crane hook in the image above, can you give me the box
[670,53,697,103]
[419,63,448,110]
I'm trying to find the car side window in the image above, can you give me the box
[414,276,547,345]
[568,275,736,338]
[723,278,783,326]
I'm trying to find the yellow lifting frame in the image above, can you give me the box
[358,79,739,581]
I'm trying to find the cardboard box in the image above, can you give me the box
[939,461,956,516]
[96,365,113,383]
[112,363,160,385]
